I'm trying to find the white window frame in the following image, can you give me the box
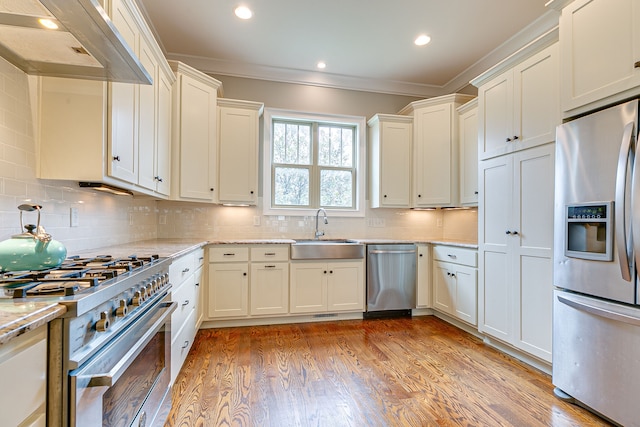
[263,108,366,217]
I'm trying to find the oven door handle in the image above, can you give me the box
[78,301,176,388]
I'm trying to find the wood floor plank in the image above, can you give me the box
[165,316,611,427]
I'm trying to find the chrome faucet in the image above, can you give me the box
[315,208,328,239]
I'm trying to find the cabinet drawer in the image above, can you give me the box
[209,246,249,262]
[171,274,196,333]
[433,245,477,267]
[170,252,195,285]
[250,246,289,262]
[171,309,197,383]
[193,248,205,269]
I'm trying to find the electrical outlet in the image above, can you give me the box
[159,215,167,225]
[253,216,261,226]
[129,213,134,226]
[70,207,79,227]
[436,217,443,227]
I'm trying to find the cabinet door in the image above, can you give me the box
[218,106,259,204]
[478,71,513,160]
[378,119,412,207]
[250,262,289,315]
[207,263,248,318]
[513,144,554,361]
[433,261,454,315]
[290,263,327,313]
[108,0,138,183]
[416,245,431,308]
[560,0,640,113]
[156,70,172,195]
[453,265,477,326]
[512,43,560,152]
[177,74,218,201]
[327,261,364,312]
[413,103,456,206]
[137,37,157,192]
[478,155,512,341]
[458,104,479,205]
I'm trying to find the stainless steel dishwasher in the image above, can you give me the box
[365,244,416,318]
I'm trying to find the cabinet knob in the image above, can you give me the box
[210,188,214,192]
[155,176,163,182]
[250,191,254,194]
[474,191,479,195]
[113,155,121,161]
[418,194,422,198]
[182,299,190,307]
[243,272,247,276]
[419,253,423,257]
[635,61,640,68]
[329,270,333,274]
[506,230,511,235]
[383,195,387,198]
[513,135,519,140]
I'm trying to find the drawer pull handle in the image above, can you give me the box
[182,267,190,273]
[635,61,640,68]
[265,265,276,268]
[265,252,276,256]
[182,300,190,306]
[447,254,457,259]
[195,282,200,287]
[199,256,204,261]
[182,340,189,349]
[223,253,235,256]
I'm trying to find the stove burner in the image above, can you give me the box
[0,254,161,298]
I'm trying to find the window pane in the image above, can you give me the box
[274,167,310,206]
[318,125,353,167]
[273,122,311,165]
[320,169,353,207]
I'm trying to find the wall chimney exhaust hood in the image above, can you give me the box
[0,0,152,84]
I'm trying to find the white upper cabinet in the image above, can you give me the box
[368,114,413,208]
[474,42,560,160]
[399,94,475,208]
[217,99,264,205]
[170,61,222,203]
[549,0,640,117]
[37,0,174,197]
[457,99,479,206]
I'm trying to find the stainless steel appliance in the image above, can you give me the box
[0,254,176,427]
[365,244,416,317]
[554,98,640,426]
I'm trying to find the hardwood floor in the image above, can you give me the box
[165,316,610,427]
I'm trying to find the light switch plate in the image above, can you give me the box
[70,207,79,227]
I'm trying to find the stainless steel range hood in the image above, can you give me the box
[0,0,151,84]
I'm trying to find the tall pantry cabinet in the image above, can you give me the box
[472,33,559,364]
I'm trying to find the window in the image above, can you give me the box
[263,109,366,217]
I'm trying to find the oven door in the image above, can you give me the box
[69,300,176,427]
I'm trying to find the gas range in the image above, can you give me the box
[0,254,170,316]
[9,254,177,426]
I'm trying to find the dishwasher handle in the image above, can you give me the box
[369,249,416,255]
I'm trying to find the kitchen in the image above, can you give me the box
[0,0,636,425]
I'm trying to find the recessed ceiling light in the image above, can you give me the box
[234,6,253,20]
[317,61,326,69]
[414,34,431,46]
[38,18,58,30]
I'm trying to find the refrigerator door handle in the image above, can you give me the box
[557,292,640,327]
[615,122,635,282]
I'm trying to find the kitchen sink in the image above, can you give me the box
[291,239,365,259]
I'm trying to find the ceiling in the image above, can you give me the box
[138,0,557,97]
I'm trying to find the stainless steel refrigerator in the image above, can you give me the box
[553,98,640,426]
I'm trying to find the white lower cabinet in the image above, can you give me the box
[0,325,47,427]
[416,244,431,308]
[170,248,204,384]
[206,245,290,320]
[432,246,478,326]
[290,260,364,314]
[250,262,289,315]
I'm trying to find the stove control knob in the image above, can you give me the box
[96,311,110,332]
[145,282,154,296]
[153,277,160,292]
[163,273,170,285]
[133,290,145,306]
[116,299,128,318]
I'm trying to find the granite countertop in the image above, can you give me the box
[0,302,66,345]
